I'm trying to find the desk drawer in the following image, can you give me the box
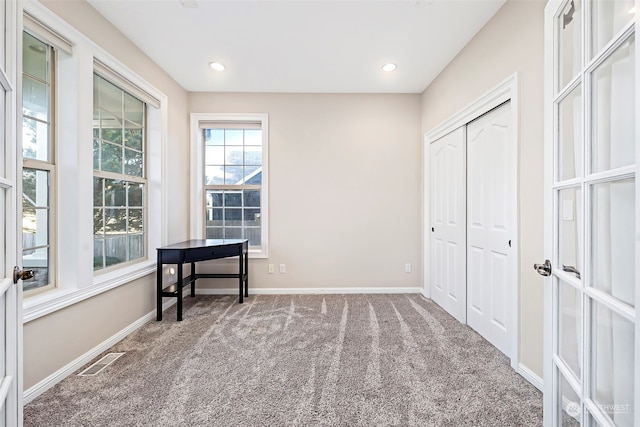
[183,244,241,263]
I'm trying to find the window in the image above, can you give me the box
[22,31,55,293]
[21,2,167,321]
[191,114,268,256]
[92,74,146,271]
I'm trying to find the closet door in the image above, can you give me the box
[429,127,466,323]
[466,102,515,358]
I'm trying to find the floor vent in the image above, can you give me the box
[78,352,125,376]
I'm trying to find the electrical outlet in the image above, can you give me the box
[168,267,176,282]
[268,264,274,274]
[279,264,286,274]
[405,263,412,273]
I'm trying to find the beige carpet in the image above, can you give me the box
[24,294,542,426]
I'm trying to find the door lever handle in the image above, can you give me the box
[13,266,35,284]
[533,259,552,277]
[562,265,581,279]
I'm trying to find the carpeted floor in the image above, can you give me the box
[24,294,542,426]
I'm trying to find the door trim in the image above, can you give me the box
[423,72,519,369]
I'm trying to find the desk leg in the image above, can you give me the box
[238,249,244,304]
[156,255,163,321]
[244,247,249,297]
[177,262,183,321]
[190,262,196,297]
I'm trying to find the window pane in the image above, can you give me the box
[244,129,261,145]
[22,169,49,207]
[101,122,123,145]
[245,228,261,247]
[225,166,243,184]
[205,146,224,165]
[225,129,242,145]
[243,209,260,227]
[558,84,582,181]
[22,247,49,291]
[101,142,122,173]
[23,32,48,81]
[592,0,635,57]
[224,192,242,207]
[591,300,635,425]
[93,139,100,169]
[244,146,262,166]
[128,208,143,233]
[243,190,260,207]
[105,236,126,266]
[128,183,144,207]
[105,208,127,234]
[124,93,143,125]
[94,239,104,270]
[22,117,49,161]
[124,127,143,151]
[243,166,261,185]
[94,208,104,234]
[559,0,582,89]
[124,148,143,177]
[205,166,224,185]
[205,129,224,146]
[591,179,635,306]
[205,208,223,227]
[105,180,126,207]
[591,36,635,173]
[224,228,242,239]
[559,187,583,281]
[225,146,243,165]
[224,208,242,226]
[98,78,123,114]
[128,234,144,261]
[23,75,48,121]
[206,227,223,239]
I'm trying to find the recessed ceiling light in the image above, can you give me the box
[209,62,225,72]
[382,63,397,72]
[629,6,636,14]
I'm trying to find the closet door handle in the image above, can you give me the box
[533,260,552,277]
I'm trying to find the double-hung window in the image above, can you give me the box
[92,73,146,271]
[192,114,268,256]
[22,31,55,293]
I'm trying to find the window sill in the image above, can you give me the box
[23,263,156,323]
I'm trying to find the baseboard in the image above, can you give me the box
[518,363,544,392]
[23,298,177,404]
[195,286,423,295]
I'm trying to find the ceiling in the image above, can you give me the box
[86,0,506,94]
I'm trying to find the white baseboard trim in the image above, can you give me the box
[518,363,544,392]
[195,286,424,295]
[23,298,177,405]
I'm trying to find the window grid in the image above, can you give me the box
[22,30,55,293]
[93,73,147,271]
[203,128,263,248]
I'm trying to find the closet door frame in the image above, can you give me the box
[423,73,519,369]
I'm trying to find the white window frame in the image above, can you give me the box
[21,0,168,322]
[190,113,269,258]
[21,29,56,296]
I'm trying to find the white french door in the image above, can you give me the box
[0,1,21,426]
[543,0,638,426]
[429,127,467,323]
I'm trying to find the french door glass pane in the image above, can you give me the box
[559,280,582,379]
[559,84,583,181]
[590,299,635,426]
[559,0,582,90]
[559,372,581,425]
[591,35,635,173]
[590,179,635,306]
[591,0,635,57]
[559,187,583,281]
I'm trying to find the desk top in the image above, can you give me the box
[157,239,248,251]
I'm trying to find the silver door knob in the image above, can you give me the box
[562,265,581,279]
[533,259,552,277]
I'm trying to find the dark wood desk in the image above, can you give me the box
[156,239,249,321]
